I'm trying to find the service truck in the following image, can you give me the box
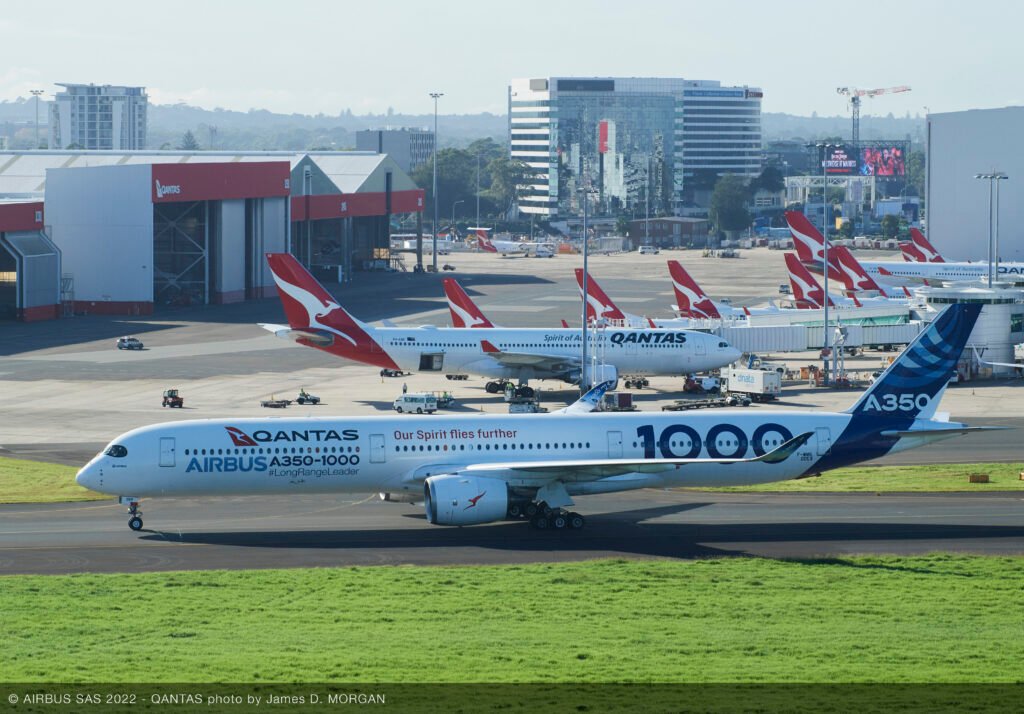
[719,366,782,402]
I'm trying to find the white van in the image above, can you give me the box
[638,245,659,255]
[393,393,438,414]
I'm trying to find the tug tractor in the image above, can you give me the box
[296,389,321,405]
[161,389,184,408]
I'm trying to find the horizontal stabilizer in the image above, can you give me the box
[880,426,1012,438]
[259,323,334,346]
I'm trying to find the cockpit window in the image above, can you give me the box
[719,342,729,348]
[105,445,128,458]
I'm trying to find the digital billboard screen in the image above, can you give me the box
[822,145,858,175]
[860,146,906,176]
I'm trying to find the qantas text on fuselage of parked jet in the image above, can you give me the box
[77,303,999,533]
[260,254,741,389]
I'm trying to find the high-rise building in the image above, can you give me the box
[48,84,147,150]
[508,77,763,217]
[356,128,434,173]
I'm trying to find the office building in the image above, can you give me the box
[508,77,762,217]
[356,128,434,173]
[48,83,147,150]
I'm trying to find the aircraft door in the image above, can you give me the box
[419,353,444,371]
[815,427,832,456]
[695,338,707,356]
[607,431,623,459]
[370,434,386,463]
[159,437,176,467]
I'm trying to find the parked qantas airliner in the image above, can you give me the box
[667,260,779,319]
[785,211,1024,286]
[261,253,741,395]
[77,304,998,532]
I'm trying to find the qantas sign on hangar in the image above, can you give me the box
[45,161,291,315]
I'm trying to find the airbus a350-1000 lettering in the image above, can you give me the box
[77,303,1001,532]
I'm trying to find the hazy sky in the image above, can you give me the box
[2,0,1019,117]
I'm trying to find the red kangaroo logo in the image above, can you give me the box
[464,492,486,510]
[225,426,258,447]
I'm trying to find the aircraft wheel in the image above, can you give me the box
[551,513,568,530]
[485,381,499,394]
[128,516,143,531]
[568,513,585,530]
[531,514,549,530]
[524,502,539,518]
[507,503,523,519]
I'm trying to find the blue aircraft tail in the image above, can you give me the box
[845,303,982,420]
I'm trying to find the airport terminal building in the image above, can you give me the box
[0,151,424,320]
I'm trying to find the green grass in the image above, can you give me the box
[0,456,104,503]
[2,556,1023,683]
[2,457,1023,505]
[706,462,1024,492]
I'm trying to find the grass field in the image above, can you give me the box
[2,457,1023,505]
[0,457,103,503]
[3,555,1023,683]
[711,462,1024,492]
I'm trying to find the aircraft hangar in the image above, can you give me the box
[0,151,425,320]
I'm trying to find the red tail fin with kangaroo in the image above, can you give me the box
[265,253,399,369]
[667,260,720,319]
[574,269,627,323]
[443,278,495,328]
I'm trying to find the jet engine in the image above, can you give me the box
[424,474,509,526]
[565,364,618,389]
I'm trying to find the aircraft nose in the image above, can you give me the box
[726,346,743,363]
[76,462,98,491]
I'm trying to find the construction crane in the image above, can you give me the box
[836,85,911,149]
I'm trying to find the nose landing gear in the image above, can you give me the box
[123,499,143,531]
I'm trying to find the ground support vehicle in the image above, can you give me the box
[394,393,438,414]
[720,367,782,402]
[296,389,320,405]
[117,336,144,350]
[161,389,184,408]
[662,395,751,411]
[260,397,292,408]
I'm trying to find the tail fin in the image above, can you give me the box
[832,245,885,294]
[785,210,828,264]
[910,228,945,263]
[574,269,627,323]
[667,260,721,319]
[442,278,495,328]
[900,241,926,263]
[784,253,832,309]
[476,235,498,253]
[264,253,399,369]
[561,319,570,328]
[846,303,983,419]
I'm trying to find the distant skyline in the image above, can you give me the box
[2,0,1019,118]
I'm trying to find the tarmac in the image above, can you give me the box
[1,247,1022,573]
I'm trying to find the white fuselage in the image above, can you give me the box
[373,326,740,380]
[859,260,1024,287]
[79,410,864,499]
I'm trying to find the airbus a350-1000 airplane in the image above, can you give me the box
[260,253,741,396]
[77,304,998,532]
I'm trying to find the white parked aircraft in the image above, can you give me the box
[77,303,997,532]
[786,211,1024,286]
[472,228,556,258]
[260,253,741,396]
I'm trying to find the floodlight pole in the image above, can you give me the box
[429,92,443,272]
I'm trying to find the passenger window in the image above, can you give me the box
[104,445,128,458]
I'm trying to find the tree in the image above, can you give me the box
[749,165,785,195]
[486,156,537,216]
[709,174,751,233]
[880,214,900,238]
[178,130,201,150]
[906,151,925,200]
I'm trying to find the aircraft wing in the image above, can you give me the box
[463,432,812,480]
[479,339,578,372]
[981,360,1024,371]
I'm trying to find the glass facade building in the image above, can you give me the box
[49,84,148,151]
[508,77,762,217]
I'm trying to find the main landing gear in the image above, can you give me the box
[125,500,143,531]
[507,501,586,530]
[485,381,535,398]
[623,377,649,389]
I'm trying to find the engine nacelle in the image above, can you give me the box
[379,491,420,504]
[424,474,509,526]
[564,363,618,389]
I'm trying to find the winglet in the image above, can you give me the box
[757,431,813,464]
